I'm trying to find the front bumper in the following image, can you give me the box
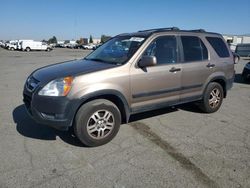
[23,84,77,131]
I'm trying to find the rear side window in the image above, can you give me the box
[206,37,230,57]
[181,36,208,62]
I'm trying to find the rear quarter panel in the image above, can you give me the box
[202,34,234,92]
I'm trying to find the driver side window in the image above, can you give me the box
[143,36,177,65]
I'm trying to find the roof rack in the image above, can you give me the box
[138,27,180,33]
[188,29,206,32]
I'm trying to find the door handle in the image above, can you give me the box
[169,67,181,73]
[206,63,215,68]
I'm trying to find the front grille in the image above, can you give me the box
[26,76,40,92]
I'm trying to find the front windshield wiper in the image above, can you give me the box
[84,57,104,62]
[84,57,120,65]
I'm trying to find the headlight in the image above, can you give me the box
[38,76,73,96]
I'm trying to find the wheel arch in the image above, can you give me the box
[73,90,130,125]
[204,76,227,98]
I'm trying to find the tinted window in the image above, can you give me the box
[206,37,230,58]
[143,36,177,65]
[181,36,208,62]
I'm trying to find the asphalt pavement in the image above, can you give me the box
[0,48,249,188]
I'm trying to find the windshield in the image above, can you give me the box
[85,36,146,64]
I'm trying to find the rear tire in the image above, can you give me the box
[46,48,51,52]
[26,47,31,52]
[74,99,121,147]
[10,47,14,51]
[199,82,224,113]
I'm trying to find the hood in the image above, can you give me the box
[32,59,117,83]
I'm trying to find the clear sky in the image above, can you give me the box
[1,0,250,40]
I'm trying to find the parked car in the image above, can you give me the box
[92,43,102,50]
[0,41,5,47]
[242,62,250,81]
[235,43,250,57]
[64,43,76,49]
[23,27,234,146]
[54,44,65,48]
[5,40,18,50]
[83,44,96,50]
[74,44,85,49]
[20,40,52,52]
[7,43,18,51]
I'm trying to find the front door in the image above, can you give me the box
[130,35,182,113]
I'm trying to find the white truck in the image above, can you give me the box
[20,40,52,52]
[5,40,18,50]
[17,40,33,50]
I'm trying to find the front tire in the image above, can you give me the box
[26,47,31,52]
[74,99,121,147]
[199,82,224,113]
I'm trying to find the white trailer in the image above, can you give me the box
[20,40,52,52]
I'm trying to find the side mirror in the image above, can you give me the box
[138,56,157,68]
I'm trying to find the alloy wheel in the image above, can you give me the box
[86,110,115,140]
[209,88,221,108]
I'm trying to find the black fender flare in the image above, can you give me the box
[202,76,227,98]
[73,89,131,124]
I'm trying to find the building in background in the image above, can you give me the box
[89,38,101,44]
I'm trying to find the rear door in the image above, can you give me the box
[179,35,212,101]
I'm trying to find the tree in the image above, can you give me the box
[89,35,93,44]
[48,36,57,44]
[101,35,112,43]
